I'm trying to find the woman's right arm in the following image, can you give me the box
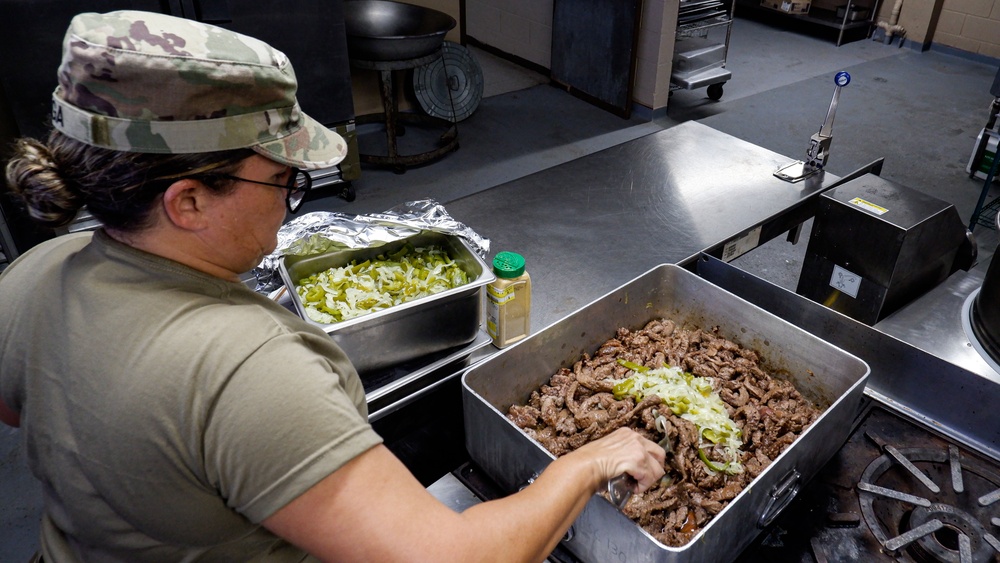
[263,427,664,562]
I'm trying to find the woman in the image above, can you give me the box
[0,10,665,563]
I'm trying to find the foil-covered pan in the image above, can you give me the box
[280,230,494,374]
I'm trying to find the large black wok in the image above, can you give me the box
[343,0,456,61]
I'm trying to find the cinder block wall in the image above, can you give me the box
[465,0,554,68]
[935,0,1000,58]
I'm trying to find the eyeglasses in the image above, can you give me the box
[199,169,312,213]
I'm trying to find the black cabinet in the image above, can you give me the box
[550,0,642,118]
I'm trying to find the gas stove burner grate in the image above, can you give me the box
[857,433,1000,562]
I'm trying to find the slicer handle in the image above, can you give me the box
[819,72,851,138]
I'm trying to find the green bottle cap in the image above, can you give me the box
[493,251,525,278]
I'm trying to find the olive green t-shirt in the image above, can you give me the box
[0,230,382,561]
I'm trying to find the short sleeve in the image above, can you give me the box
[202,332,383,523]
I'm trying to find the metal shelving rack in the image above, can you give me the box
[737,0,880,46]
[671,0,736,100]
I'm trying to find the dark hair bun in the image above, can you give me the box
[5,138,84,227]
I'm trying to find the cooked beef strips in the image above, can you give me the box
[506,318,820,547]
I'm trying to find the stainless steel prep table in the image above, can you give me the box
[445,120,839,330]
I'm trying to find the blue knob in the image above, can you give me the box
[835,71,851,87]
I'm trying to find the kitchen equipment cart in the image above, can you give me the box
[671,0,736,100]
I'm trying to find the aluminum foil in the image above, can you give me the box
[252,199,490,293]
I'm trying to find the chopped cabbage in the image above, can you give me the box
[282,234,345,257]
[613,360,744,474]
[296,244,469,324]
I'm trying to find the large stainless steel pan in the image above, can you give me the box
[462,264,870,563]
[343,0,456,61]
[280,230,493,374]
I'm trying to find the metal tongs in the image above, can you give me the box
[607,474,638,510]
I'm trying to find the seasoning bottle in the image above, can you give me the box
[486,251,531,348]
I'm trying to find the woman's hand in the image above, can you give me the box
[565,427,667,493]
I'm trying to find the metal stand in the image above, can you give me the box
[352,50,459,174]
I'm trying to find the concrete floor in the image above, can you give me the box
[3,15,999,561]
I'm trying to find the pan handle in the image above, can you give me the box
[758,469,802,529]
[518,472,576,542]
[517,472,540,492]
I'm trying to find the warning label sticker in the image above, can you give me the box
[848,197,888,215]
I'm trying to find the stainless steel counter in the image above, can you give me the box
[399,121,999,460]
[357,120,841,488]
[875,264,1000,385]
[379,121,845,485]
[446,121,838,331]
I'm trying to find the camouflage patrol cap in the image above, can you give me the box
[51,10,348,170]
